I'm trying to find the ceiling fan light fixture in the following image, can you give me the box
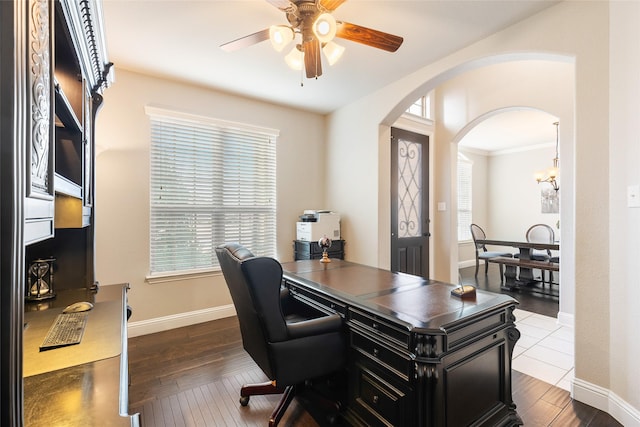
[313,13,337,43]
[269,25,294,52]
[285,45,304,70]
[322,41,345,66]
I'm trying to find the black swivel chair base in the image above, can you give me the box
[239,379,342,426]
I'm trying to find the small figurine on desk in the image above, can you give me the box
[451,273,476,299]
[318,236,332,263]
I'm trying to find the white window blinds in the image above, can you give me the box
[146,106,277,275]
[457,153,473,241]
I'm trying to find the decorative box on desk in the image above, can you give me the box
[294,239,345,261]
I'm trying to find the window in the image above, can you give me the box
[146,106,277,276]
[405,92,433,120]
[457,152,473,241]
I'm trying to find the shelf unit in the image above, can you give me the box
[25,0,111,292]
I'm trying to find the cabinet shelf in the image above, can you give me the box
[54,79,82,132]
[54,173,82,198]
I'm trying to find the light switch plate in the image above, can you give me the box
[627,184,640,208]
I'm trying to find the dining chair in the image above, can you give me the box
[526,224,556,283]
[470,224,513,277]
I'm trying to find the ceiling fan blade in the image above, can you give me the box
[220,29,271,52]
[319,0,347,12]
[303,39,322,78]
[265,0,292,11]
[336,21,403,52]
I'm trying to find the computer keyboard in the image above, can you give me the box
[40,312,88,351]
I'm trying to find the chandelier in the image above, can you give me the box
[535,121,560,192]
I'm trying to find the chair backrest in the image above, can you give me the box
[470,223,487,251]
[526,224,555,255]
[526,224,555,244]
[215,243,287,379]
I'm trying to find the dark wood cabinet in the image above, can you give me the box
[24,0,56,245]
[294,239,346,260]
[25,0,112,293]
[282,260,522,427]
[1,1,112,424]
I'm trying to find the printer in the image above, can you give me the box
[296,210,341,242]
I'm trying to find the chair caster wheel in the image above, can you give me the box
[239,395,250,406]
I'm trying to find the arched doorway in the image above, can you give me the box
[384,56,575,327]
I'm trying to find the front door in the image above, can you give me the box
[391,127,430,278]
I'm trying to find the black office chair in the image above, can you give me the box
[215,243,346,426]
[470,224,513,277]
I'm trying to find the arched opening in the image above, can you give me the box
[382,55,575,328]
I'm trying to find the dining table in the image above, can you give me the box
[475,239,559,295]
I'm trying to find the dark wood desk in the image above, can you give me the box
[281,260,522,427]
[23,284,139,426]
[476,239,559,292]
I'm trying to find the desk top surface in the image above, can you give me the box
[23,284,134,426]
[23,285,126,377]
[281,260,517,332]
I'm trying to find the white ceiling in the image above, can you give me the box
[459,109,559,153]
[102,0,557,116]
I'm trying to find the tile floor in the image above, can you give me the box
[513,308,574,392]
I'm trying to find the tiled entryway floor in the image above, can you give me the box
[513,308,574,392]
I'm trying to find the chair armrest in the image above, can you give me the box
[286,313,342,339]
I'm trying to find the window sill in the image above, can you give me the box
[146,268,222,285]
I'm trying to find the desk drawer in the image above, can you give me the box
[350,362,409,427]
[351,329,411,381]
[349,308,409,347]
[285,281,347,317]
[445,310,508,350]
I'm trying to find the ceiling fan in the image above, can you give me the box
[220,0,404,79]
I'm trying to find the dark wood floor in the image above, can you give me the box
[128,311,622,426]
[459,263,560,318]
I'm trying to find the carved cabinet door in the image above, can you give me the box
[24,0,55,244]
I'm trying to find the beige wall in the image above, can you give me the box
[95,69,326,325]
[608,0,640,418]
[487,148,560,241]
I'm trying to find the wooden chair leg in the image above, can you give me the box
[484,259,489,275]
[241,380,285,399]
[475,257,480,277]
[269,385,295,427]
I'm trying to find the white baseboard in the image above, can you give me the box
[127,304,236,338]
[556,310,574,328]
[573,378,640,426]
[458,259,476,269]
